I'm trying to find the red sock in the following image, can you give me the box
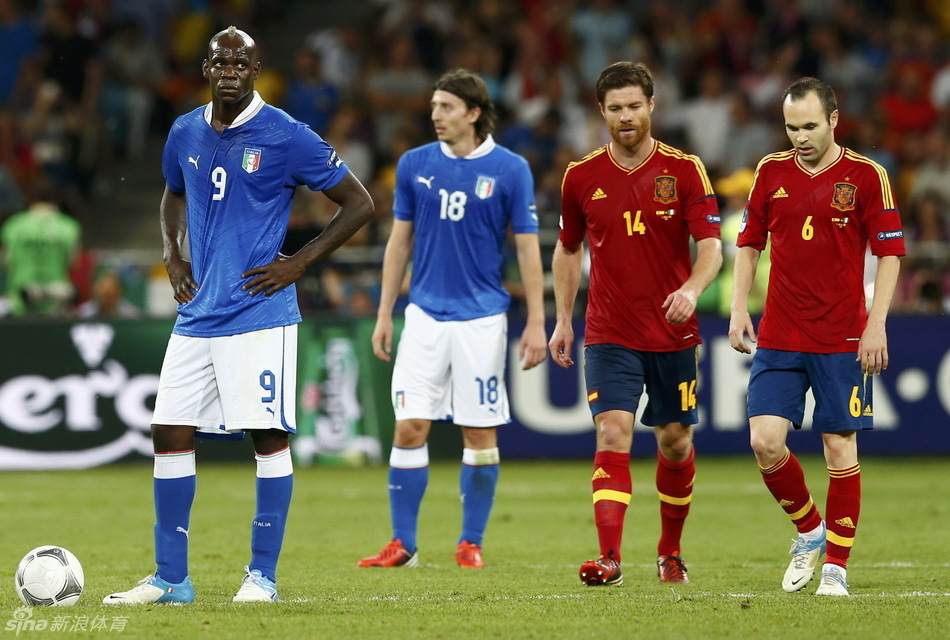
[592,450,631,563]
[656,447,695,557]
[760,450,822,533]
[825,464,860,568]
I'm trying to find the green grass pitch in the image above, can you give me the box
[2,456,948,639]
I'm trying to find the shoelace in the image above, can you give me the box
[660,557,687,579]
[376,542,406,560]
[790,537,821,567]
[821,571,848,588]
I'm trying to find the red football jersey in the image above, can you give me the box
[737,147,905,353]
[560,141,721,351]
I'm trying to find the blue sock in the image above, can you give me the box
[389,445,429,553]
[153,450,196,584]
[459,448,500,546]
[251,448,293,583]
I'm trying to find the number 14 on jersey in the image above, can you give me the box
[623,210,646,235]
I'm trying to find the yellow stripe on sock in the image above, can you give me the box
[658,492,692,506]
[787,497,815,521]
[759,449,791,474]
[828,464,861,478]
[827,530,855,548]
[593,489,631,505]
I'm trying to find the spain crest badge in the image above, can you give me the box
[654,175,677,204]
[831,182,856,211]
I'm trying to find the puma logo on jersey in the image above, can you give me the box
[591,187,607,200]
[188,155,200,169]
[417,175,434,189]
[772,186,789,198]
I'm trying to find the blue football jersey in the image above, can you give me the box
[393,136,538,321]
[162,92,348,337]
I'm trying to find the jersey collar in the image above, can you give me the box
[794,145,844,177]
[203,91,266,129]
[439,134,496,159]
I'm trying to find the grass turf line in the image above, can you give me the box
[1,456,948,639]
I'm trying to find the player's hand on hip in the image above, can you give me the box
[548,323,575,369]
[662,289,696,325]
[166,257,198,304]
[372,316,394,362]
[728,310,756,354]
[242,255,305,296]
[519,323,547,370]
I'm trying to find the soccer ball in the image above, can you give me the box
[14,546,84,606]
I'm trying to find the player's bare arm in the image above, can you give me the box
[371,218,414,362]
[858,255,900,375]
[160,186,198,304]
[514,232,547,370]
[662,236,722,324]
[729,245,761,354]
[243,172,374,296]
[549,239,583,368]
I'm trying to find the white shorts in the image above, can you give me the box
[392,303,509,427]
[152,325,298,435]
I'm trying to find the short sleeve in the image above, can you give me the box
[736,165,769,251]
[682,155,721,242]
[288,125,349,193]
[162,125,185,194]
[558,165,586,248]
[862,165,906,258]
[392,153,415,222]
[508,156,538,234]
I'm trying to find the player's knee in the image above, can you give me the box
[658,437,692,462]
[596,424,632,451]
[655,423,692,459]
[250,428,290,455]
[749,431,784,462]
[151,424,195,452]
[393,419,430,448]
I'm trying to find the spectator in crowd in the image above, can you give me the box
[322,106,374,184]
[669,68,733,176]
[364,35,432,157]
[99,20,167,159]
[570,0,633,86]
[0,0,948,320]
[908,127,950,206]
[875,63,939,150]
[74,269,141,319]
[282,46,339,136]
[1,180,80,315]
[723,92,776,175]
[0,0,39,110]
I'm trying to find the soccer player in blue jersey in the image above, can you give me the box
[103,27,373,605]
[358,69,547,569]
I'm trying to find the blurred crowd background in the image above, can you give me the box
[1,0,948,321]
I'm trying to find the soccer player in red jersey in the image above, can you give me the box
[549,62,722,587]
[730,77,905,596]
